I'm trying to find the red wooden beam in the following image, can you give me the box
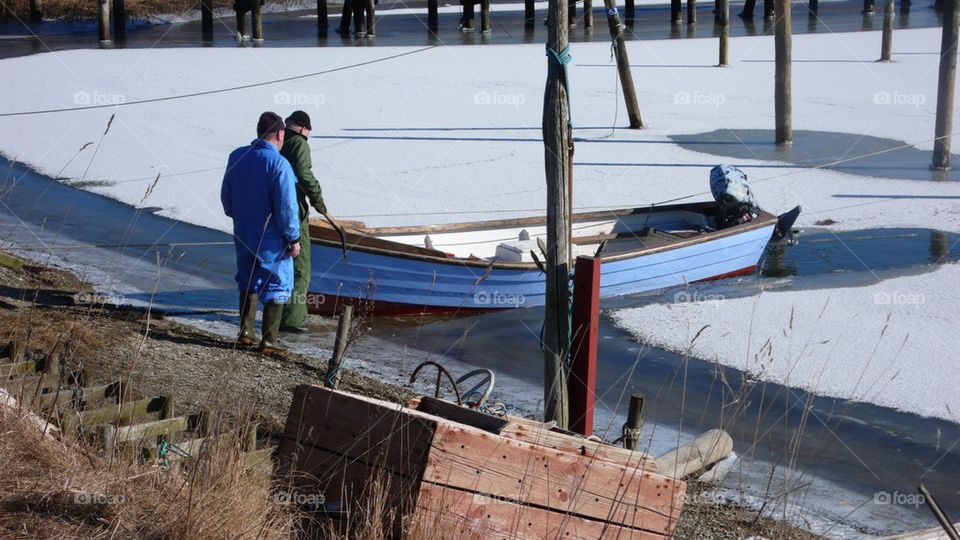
[569,255,600,436]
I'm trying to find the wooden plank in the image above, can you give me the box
[424,424,684,536]
[1,373,59,392]
[0,360,38,378]
[61,396,166,435]
[114,416,188,444]
[415,397,509,434]
[412,482,667,539]
[654,429,733,480]
[498,418,659,472]
[279,385,437,477]
[0,252,25,271]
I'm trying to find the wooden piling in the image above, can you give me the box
[625,0,635,18]
[602,0,643,128]
[252,0,263,40]
[584,0,593,27]
[719,0,729,65]
[237,10,248,37]
[201,0,213,38]
[741,0,756,18]
[543,0,573,430]
[569,256,600,437]
[808,0,818,15]
[462,0,475,30]
[365,0,375,35]
[338,1,352,34]
[481,0,491,32]
[687,0,696,24]
[569,0,577,25]
[933,0,959,170]
[98,0,111,44]
[624,394,644,450]
[325,305,353,389]
[775,0,792,144]
[429,0,439,29]
[764,0,774,20]
[29,0,42,21]
[317,0,328,33]
[525,0,536,27]
[880,0,893,60]
[863,0,876,13]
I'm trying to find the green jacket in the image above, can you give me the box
[280,129,327,221]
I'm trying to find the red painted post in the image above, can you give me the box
[569,255,600,437]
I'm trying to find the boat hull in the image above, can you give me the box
[306,215,776,316]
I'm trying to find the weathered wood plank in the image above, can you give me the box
[413,482,667,539]
[0,360,38,378]
[424,424,684,536]
[654,429,733,480]
[0,252,25,271]
[61,396,166,435]
[498,417,659,472]
[415,397,509,434]
[114,416,187,444]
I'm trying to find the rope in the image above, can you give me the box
[0,46,439,118]
[546,44,574,128]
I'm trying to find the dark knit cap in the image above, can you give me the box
[285,110,312,131]
[256,111,285,138]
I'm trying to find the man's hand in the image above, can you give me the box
[289,242,301,258]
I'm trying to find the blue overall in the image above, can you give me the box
[220,138,301,304]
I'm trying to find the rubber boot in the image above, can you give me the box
[259,302,288,353]
[237,291,259,347]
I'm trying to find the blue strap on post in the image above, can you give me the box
[546,45,574,128]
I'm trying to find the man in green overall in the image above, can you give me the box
[278,110,328,333]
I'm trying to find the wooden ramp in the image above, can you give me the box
[277,385,685,539]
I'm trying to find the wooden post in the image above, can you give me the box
[625,0,635,19]
[481,0,491,32]
[98,0,111,44]
[429,0,439,29]
[879,0,893,60]
[237,10,248,37]
[366,0,375,35]
[525,0,536,27]
[29,0,42,21]
[201,0,213,38]
[325,305,353,389]
[917,485,960,540]
[763,0,774,20]
[583,0,593,27]
[602,0,643,128]
[569,256,600,437]
[623,394,644,450]
[808,0,818,14]
[543,0,573,430]
[353,0,364,35]
[775,0,792,144]
[112,0,125,35]
[338,1,352,34]
[741,0,756,17]
[569,0,577,25]
[252,0,263,40]
[317,0,328,33]
[687,0,696,24]
[863,0,876,13]
[900,0,911,16]
[933,0,959,169]
[672,0,683,22]
[719,0,729,65]
[100,424,116,452]
[462,0,475,30]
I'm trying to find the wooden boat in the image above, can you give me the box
[307,202,798,316]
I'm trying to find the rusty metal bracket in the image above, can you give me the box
[409,361,462,406]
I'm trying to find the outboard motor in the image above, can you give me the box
[710,164,759,229]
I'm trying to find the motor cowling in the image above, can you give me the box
[710,164,759,229]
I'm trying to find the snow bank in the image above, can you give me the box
[611,263,960,421]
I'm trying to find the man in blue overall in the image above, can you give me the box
[221,112,301,353]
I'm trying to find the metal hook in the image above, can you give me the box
[409,361,462,406]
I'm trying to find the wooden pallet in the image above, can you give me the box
[277,385,686,539]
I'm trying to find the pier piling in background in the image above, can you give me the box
[764,0,774,20]
[29,0,42,21]
[525,0,536,27]
[429,0,439,29]
[602,0,643,127]
[719,0,730,65]
[775,0,792,144]
[672,0,683,23]
[583,0,593,27]
[687,0,697,24]
[112,0,125,36]
[880,0,893,60]
[933,0,960,169]
[481,0,491,32]
[366,0,376,35]
[462,0,476,31]
[98,0,111,44]
[252,0,263,40]
[317,0,328,34]
[201,0,213,38]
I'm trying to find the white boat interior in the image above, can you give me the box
[373,210,716,261]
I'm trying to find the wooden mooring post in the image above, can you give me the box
[741,0,756,18]
[237,9,248,37]
[569,256,600,436]
[542,0,573,429]
[325,305,353,389]
[29,0,42,21]
[933,0,959,170]
[775,0,792,144]
[863,0,876,14]
[252,0,263,40]
[672,0,683,23]
[625,0,635,19]
[201,0,213,38]
[112,0,125,36]
[365,0,376,35]
[719,0,730,65]
[462,0,476,31]
[623,394,644,450]
[317,0,328,33]
[687,0,696,24]
[525,0,536,27]
[583,0,593,28]
[602,0,643,128]
[764,0,774,20]
[880,0,893,60]
[481,0,491,32]
[428,0,439,29]
[98,0,111,44]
